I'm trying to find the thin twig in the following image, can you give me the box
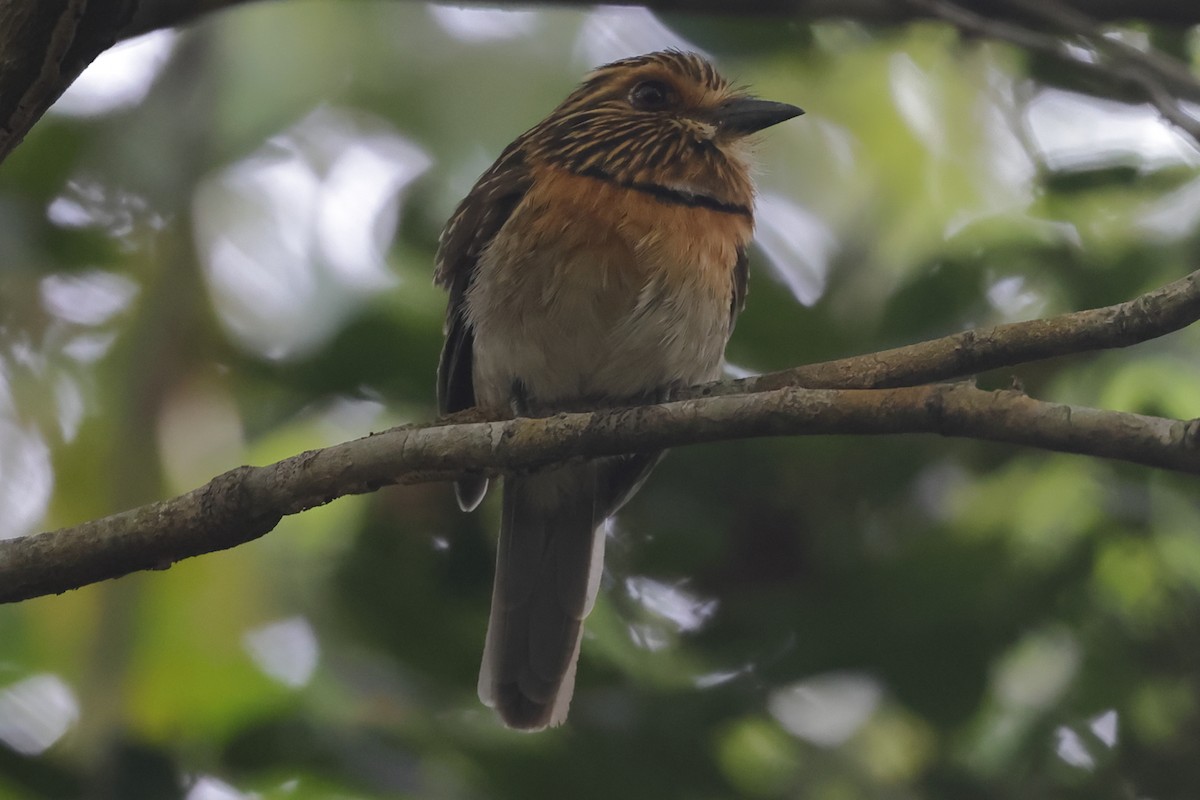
[692,268,1200,396]
[907,0,1200,144]
[1005,0,1200,101]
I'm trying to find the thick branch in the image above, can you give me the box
[3,382,1200,604]
[0,0,137,163]
[3,265,1200,603]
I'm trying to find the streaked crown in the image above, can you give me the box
[523,50,802,211]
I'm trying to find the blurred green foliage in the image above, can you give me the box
[2,3,1200,799]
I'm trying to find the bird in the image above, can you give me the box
[435,50,802,730]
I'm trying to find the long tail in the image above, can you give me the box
[478,463,606,729]
[477,452,661,730]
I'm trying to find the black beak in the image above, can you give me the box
[713,97,804,136]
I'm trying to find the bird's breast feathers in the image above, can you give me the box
[465,167,753,408]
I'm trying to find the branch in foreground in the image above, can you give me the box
[3,382,1198,604]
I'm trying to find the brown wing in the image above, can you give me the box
[435,144,531,415]
[436,144,532,511]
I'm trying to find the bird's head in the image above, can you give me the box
[528,50,803,208]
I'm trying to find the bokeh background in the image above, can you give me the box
[3,3,1200,798]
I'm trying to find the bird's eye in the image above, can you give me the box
[629,80,674,111]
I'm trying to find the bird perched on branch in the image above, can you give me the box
[435,50,802,730]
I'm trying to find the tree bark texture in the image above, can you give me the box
[2,268,1199,604]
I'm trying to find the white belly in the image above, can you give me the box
[461,169,751,412]
[467,244,731,409]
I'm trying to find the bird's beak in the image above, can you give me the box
[712,97,804,136]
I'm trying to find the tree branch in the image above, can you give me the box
[0,0,137,163]
[3,264,1200,603]
[906,0,1200,144]
[3,0,1200,172]
[698,268,1200,396]
[2,385,1198,604]
[117,0,1200,40]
